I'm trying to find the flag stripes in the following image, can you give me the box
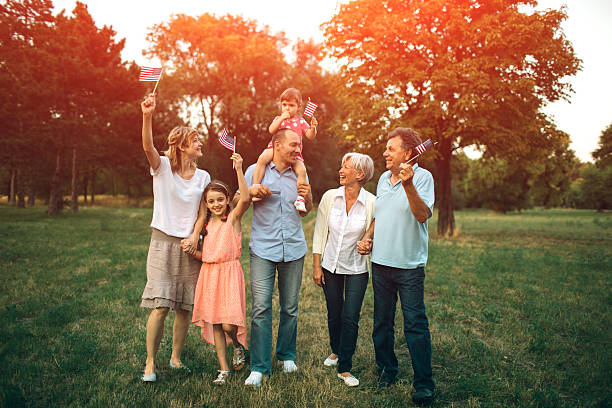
[218,128,235,151]
[415,139,434,155]
[139,66,162,82]
[303,101,318,118]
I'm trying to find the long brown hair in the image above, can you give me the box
[200,180,231,238]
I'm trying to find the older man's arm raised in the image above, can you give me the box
[398,162,431,223]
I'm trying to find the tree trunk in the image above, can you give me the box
[82,173,88,204]
[48,152,63,215]
[9,169,16,204]
[16,169,25,208]
[91,172,96,204]
[436,137,455,237]
[27,180,35,207]
[71,147,78,213]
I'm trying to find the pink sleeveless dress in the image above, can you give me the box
[192,218,247,348]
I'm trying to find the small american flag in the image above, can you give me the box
[415,139,434,155]
[139,66,163,82]
[303,100,318,118]
[218,128,235,151]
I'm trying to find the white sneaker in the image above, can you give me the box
[294,197,307,214]
[323,356,338,366]
[282,360,298,373]
[338,373,359,387]
[244,371,263,387]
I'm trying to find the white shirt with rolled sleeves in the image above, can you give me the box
[321,187,368,274]
[149,156,211,238]
[313,186,376,274]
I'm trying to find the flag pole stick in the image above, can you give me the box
[232,133,236,169]
[152,66,164,95]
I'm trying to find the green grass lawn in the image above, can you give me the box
[0,206,610,407]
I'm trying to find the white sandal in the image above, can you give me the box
[212,370,230,385]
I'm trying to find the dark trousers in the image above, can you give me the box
[371,262,434,391]
[322,268,368,373]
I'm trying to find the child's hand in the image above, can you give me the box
[280,110,291,121]
[310,116,318,129]
[180,237,196,255]
[231,153,243,171]
[141,93,156,116]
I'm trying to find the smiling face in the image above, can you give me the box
[205,190,229,218]
[274,129,301,167]
[182,133,203,160]
[339,157,364,187]
[383,136,411,174]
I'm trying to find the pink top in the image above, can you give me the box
[267,116,310,153]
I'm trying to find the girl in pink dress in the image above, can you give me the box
[187,153,250,385]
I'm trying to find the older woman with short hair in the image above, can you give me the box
[312,152,375,387]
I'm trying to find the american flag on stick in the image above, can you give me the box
[303,100,318,118]
[415,139,434,154]
[139,66,163,82]
[218,128,235,151]
[407,139,436,163]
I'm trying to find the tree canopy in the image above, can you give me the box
[323,0,581,235]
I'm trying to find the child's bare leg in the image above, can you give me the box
[223,323,245,371]
[213,324,230,371]
[294,160,308,188]
[293,160,308,213]
[252,149,274,202]
[253,148,274,185]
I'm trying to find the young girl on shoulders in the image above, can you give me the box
[186,152,250,385]
[252,88,318,213]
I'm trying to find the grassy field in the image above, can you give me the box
[0,205,610,407]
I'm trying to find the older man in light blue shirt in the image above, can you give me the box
[360,127,435,405]
[240,128,313,386]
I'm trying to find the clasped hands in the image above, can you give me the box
[357,238,373,255]
[180,237,197,255]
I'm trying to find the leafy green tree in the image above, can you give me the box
[146,13,290,181]
[568,123,612,210]
[43,2,133,214]
[0,0,55,207]
[592,123,612,168]
[528,127,579,208]
[322,0,580,236]
[463,157,531,212]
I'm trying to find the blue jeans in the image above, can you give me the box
[322,269,368,373]
[372,262,434,391]
[249,253,304,375]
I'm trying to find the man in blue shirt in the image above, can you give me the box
[240,128,313,386]
[360,127,435,405]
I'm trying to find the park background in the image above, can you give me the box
[1,0,610,407]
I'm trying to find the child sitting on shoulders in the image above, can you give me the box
[252,87,318,213]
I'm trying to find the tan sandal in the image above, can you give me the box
[232,345,246,371]
[212,370,229,385]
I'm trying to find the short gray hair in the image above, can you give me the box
[342,152,374,185]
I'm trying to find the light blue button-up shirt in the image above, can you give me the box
[371,165,435,269]
[244,162,308,262]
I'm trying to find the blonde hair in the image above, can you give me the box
[163,126,199,172]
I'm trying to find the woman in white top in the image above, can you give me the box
[140,94,211,382]
[312,152,375,387]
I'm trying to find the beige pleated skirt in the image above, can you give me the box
[140,228,201,311]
